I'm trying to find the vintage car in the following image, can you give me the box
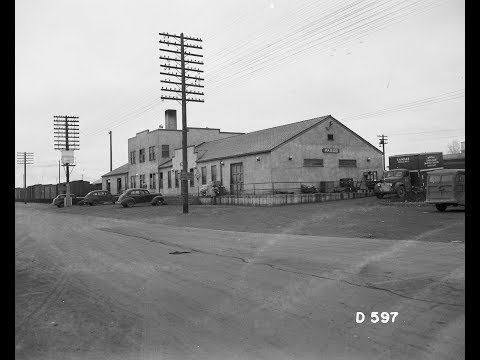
[80,190,118,206]
[425,169,465,212]
[52,194,77,207]
[116,188,165,207]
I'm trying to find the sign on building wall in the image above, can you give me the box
[322,148,340,153]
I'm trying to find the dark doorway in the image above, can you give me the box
[117,178,122,193]
[230,162,244,194]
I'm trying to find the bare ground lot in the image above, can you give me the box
[31,196,465,242]
[15,198,465,359]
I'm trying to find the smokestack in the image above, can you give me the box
[165,110,177,130]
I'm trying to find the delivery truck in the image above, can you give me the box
[374,152,443,199]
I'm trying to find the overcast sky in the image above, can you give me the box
[15,0,464,186]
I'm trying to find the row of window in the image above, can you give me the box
[304,159,357,167]
[130,145,170,164]
[125,158,356,190]
[130,134,337,165]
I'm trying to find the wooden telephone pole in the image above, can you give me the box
[16,152,34,204]
[159,32,205,214]
[54,115,79,207]
[109,131,112,172]
[378,134,388,171]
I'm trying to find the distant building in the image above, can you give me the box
[101,163,129,195]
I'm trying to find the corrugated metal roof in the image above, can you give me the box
[101,163,129,177]
[195,116,330,162]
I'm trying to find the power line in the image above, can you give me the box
[206,0,446,93]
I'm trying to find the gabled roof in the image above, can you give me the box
[101,163,129,177]
[91,178,102,185]
[195,116,330,162]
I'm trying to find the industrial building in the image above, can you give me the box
[161,115,384,195]
[102,113,384,196]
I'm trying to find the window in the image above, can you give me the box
[149,173,156,190]
[167,171,172,188]
[339,159,357,167]
[162,145,169,158]
[304,159,324,167]
[190,169,194,187]
[211,165,217,182]
[130,151,136,164]
[201,166,207,185]
[328,134,334,141]
[130,176,136,188]
[139,149,145,163]
[139,174,146,188]
[149,146,156,161]
[175,171,179,188]
[159,172,163,189]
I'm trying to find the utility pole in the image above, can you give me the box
[159,32,204,214]
[109,131,112,172]
[377,134,388,171]
[54,115,79,207]
[16,152,34,204]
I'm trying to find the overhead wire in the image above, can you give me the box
[206,0,446,92]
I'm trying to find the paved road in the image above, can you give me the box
[15,205,464,360]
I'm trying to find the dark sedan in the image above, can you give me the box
[117,188,165,207]
[52,194,77,207]
[80,190,118,206]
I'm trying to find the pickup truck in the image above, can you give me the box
[374,169,411,199]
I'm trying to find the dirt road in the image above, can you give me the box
[15,204,464,359]
[30,196,465,242]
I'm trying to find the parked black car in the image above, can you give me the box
[117,188,165,207]
[52,194,77,207]
[80,190,118,206]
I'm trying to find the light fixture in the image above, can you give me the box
[367,157,371,162]
[256,156,260,161]
[288,156,293,160]
[220,161,224,165]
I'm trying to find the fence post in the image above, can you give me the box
[272,182,275,195]
[253,183,256,195]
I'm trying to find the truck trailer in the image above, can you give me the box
[374,152,443,199]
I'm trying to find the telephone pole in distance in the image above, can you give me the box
[54,115,79,207]
[16,152,34,204]
[377,134,388,171]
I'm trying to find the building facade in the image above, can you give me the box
[102,110,243,194]
[158,115,383,195]
[101,163,129,195]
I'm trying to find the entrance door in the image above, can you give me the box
[106,179,111,193]
[117,178,122,194]
[230,162,244,194]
